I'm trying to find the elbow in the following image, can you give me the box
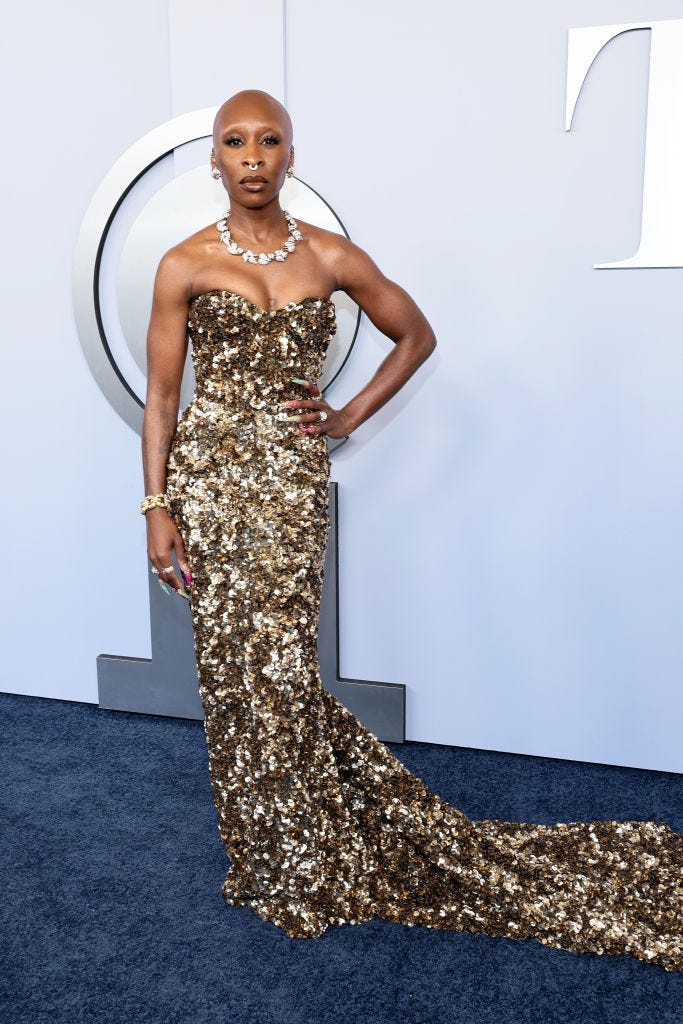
[398,328,436,364]
[422,329,437,360]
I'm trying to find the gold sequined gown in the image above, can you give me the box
[165,290,683,972]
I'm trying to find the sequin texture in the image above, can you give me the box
[165,290,683,971]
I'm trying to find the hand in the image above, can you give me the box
[146,507,192,600]
[279,379,355,440]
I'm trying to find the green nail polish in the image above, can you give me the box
[290,377,307,385]
[159,581,171,595]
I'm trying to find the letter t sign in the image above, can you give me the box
[566,19,683,268]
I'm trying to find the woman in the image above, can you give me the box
[141,90,682,970]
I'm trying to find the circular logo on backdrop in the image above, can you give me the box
[72,107,359,438]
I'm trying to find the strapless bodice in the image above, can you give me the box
[168,290,336,471]
[186,290,336,402]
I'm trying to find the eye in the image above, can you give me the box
[224,136,243,146]
[262,135,280,145]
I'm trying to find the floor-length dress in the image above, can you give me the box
[165,290,682,972]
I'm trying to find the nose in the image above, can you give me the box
[243,155,263,169]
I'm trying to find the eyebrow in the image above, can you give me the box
[221,125,281,136]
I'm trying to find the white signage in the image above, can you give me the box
[567,19,683,268]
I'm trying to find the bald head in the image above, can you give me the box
[213,90,293,149]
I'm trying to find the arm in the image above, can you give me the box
[142,249,190,496]
[335,238,437,433]
[289,236,436,438]
[141,249,192,597]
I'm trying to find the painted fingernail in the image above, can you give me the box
[182,571,192,585]
[290,377,307,385]
[159,581,171,595]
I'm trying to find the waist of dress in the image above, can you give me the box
[194,376,317,400]
[194,373,323,413]
[179,385,317,434]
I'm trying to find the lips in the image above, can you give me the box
[240,175,267,184]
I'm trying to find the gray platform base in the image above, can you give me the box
[98,483,405,743]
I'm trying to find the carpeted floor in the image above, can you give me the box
[2,691,681,1024]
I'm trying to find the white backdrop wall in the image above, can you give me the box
[1,1,682,773]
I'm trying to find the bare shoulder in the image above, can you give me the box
[299,219,435,344]
[299,221,385,293]
[153,224,215,304]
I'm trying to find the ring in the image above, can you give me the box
[151,566,159,575]
[161,566,173,574]
[319,411,328,422]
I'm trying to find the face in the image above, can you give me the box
[211,95,294,208]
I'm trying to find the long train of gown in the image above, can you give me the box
[165,290,682,972]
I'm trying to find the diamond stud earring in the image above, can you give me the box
[211,166,221,180]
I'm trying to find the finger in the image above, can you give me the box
[275,406,326,423]
[297,410,329,423]
[290,378,322,398]
[156,557,189,599]
[149,553,182,596]
[154,566,177,594]
[278,399,320,410]
[154,571,172,596]
[174,540,193,590]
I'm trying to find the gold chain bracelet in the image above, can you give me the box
[140,493,170,515]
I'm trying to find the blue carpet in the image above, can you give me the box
[1,692,681,1023]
